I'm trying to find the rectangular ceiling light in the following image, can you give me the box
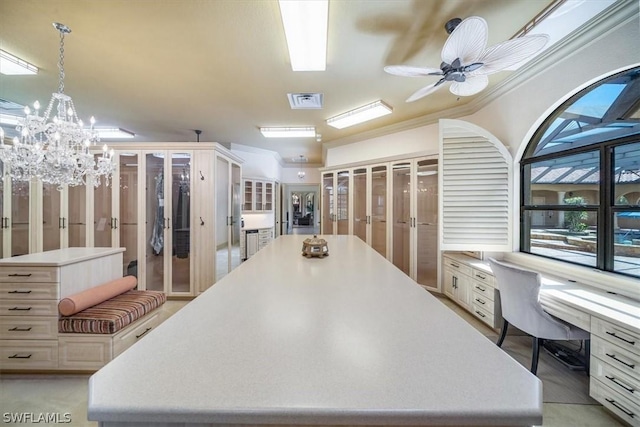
[97,128,135,139]
[0,50,38,75]
[327,100,393,129]
[278,0,328,71]
[260,127,316,138]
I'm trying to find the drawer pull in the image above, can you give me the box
[9,327,32,332]
[605,398,635,418]
[475,298,486,305]
[8,353,32,359]
[475,286,486,292]
[475,311,486,318]
[606,331,636,345]
[8,307,32,311]
[605,375,635,394]
[475,274,486,280]
[605,353,636,369]
[8,290,32,294]
[8,273,32,277]
[136,327,152,339]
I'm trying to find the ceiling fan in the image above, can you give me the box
[384,16,549,102]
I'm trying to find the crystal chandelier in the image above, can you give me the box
[0,23,114,188]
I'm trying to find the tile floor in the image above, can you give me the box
[0,299,628,427]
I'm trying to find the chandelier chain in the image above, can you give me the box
[58,29,65,94]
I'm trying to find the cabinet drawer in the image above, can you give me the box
[113,310,162,357]
[471,304,494,328]
[58,336,113,370]
[591,377,640,426]
[258,229,271,236]
[443,257,472,276]
[0,267,59,283]
[591,356,639,404]
[471,269,494,286]
[0,340,58,370]
[592,335,639,381]
[471,281,494,301]
[592,316,639,356]
[0,300,58,316]
[0,316,57,340]
[472,291,495,315]
[0,282,59,300]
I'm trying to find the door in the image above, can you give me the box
[119,152,140,277]
[415,159,438,290]
[353,168,367,243]
[392,162,411,275]
[370,165,388,258]
[322,173,334,235]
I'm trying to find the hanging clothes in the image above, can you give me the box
[150,170,164,255]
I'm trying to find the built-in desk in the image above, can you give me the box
[89,236,542,427]
[442,252,640,426]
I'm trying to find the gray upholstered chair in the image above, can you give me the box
[488,258,590,375]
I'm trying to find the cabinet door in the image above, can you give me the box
[118,152,139,278]
[144,152,165,292]
[254,181,264,211]
[392,162,411,275]
[370,165,388,258]
[336,171,349,235]
[443,267,455,300]
[415,159,438,290]
[11,180,30,257]
[42,183,62,251]
[264,181,273,211]
[169,152,192,294]
[94,156,113,248]
[215,156,231,281]
[322,173,334,235]
[67,183,87,247]
[243,180,253,212]
[353,168,367,243]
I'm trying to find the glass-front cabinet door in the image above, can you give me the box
[392,162,411,275]
[94,155,113,248]
[42,183,62,252]
[336,171,350,235]
[322,173,334,235]
[371,165,388,258]
[67,183,87,247]
[353,168,367,243]
[415,159,438,290]
[11,180,30,257]
[254,181,264,211]
[119,152,139,277]
[144,151,193,296]
[215,155,230,281]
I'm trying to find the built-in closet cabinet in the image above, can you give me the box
[321,170,350,235]
[321,156,439,292]
[352,165,389,258]
[391,157,439,291]
[0,143,242,297]
[213,155,242,287]
[243,179,273,212]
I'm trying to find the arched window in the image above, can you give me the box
[520,66,640,279]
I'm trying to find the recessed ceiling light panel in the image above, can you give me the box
[260,127,316,138]
[0,50,38,75]
[327,100,392,129]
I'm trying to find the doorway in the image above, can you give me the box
[282,184,320,235]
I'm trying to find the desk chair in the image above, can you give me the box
[488,258,590,375]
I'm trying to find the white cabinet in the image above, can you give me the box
[391,157,439,291]
[589,317,640,426]
[243,179,273,212]
[442,253,501,328]
[240,227,273,260]
[322,170,350,235]
[443,256,471,311]
[352,164,389,258]
[0,248,123,370]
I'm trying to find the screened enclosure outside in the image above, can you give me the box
[521,66,640,279]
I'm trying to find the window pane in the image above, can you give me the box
[613,142,640,206]
[614,211,640,278]
[526,210,597,268]
[525,151,600,205]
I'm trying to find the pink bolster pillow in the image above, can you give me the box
[58,276,137,316]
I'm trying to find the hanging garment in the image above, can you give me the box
[150,172,164,255]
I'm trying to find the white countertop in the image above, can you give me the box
[0,247,125,267]
[88,236,542,426]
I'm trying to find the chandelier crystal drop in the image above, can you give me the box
[0,22,114,188]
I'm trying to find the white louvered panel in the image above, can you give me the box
[440,119,513,251]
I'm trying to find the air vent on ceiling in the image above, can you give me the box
[287,93,323,109]
[292,155,308,163]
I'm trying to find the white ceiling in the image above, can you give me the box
[0,0,556,166]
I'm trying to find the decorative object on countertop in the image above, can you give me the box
[301,235,328,257]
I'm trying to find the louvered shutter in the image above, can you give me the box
[439,119,513,251]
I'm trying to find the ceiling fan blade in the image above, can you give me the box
[406,79,445,102]
[384,65,443,77]
[471,34,549,75]
[441,16,487,66]
[450,74,488,96]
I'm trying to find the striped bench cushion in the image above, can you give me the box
[59,290,166,334]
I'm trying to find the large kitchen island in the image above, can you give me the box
[88,235,542,426]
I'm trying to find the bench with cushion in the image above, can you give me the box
[57,276,166,370]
